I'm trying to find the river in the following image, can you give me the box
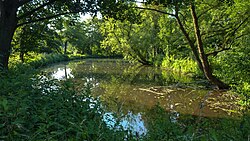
[41,59,242,136]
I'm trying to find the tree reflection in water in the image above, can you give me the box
[42,59,243,137]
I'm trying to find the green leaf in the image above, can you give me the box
[0,98,8,111]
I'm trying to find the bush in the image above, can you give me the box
[27,53,69,68]
[211,46,250,107]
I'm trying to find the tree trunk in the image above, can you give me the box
[20,52,25,63]
[64,40,68,54]
[190,4,229,89]
[0,0,18,70]
[175,15,204,72]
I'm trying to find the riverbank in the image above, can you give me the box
[0,54,131,140]
[1,54,250,140]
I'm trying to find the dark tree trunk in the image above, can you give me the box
[0,0,18,70]
[20,52,25,63]
[190,4,229,89]
[64,66,68,79]
[131,46,152,66]
[64,40,68,54]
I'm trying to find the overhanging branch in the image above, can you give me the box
[17,11,78,27]
[134,6,175,17]
[197,3,221,19]
[236,33,248,39]
[229,16,249,37]
[18,0,33,7]
[206,48,230,57]
[18,0,56,20]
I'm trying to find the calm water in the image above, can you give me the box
[42,59,241,135]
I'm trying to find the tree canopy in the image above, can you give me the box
[99,0,250,89]
[1,0,250,89]
[0,0,99,70]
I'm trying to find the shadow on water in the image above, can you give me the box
[41,59,248,139]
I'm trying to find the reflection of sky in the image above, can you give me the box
[51,68,73,80]
[48,66,147,136]
[103,112,147,136]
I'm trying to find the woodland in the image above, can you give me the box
[0,0,250,140]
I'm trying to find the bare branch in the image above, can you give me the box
[17,11,78,27]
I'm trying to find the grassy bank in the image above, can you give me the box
[161,55,250,108]
[0,53,132,140]
[1,53,250,140]
[0,77,130,140]
[144,105,250,141]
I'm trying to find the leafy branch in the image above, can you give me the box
[17,11,78,27]
[18,0,57,20]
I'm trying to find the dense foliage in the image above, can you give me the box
[0,0,250,140]
[99,0,250,93]
[0,74,127,140]
[0,0,101,70]
[62,18,112,56]
[1,0,249,90]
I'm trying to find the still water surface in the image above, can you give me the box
[42,59,241,135]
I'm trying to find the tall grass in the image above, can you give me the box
[161,55,199,75]
[1,53,249,140]
[144,105,250,141]
[26,53,69,68]
[1,53,136,140]
[0,75,131,140]
[8,53,69,71]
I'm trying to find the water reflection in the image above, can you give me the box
[103,112,147,136]
[45,64,74,80]
[42,59,242,136]
[51,67,73,80]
